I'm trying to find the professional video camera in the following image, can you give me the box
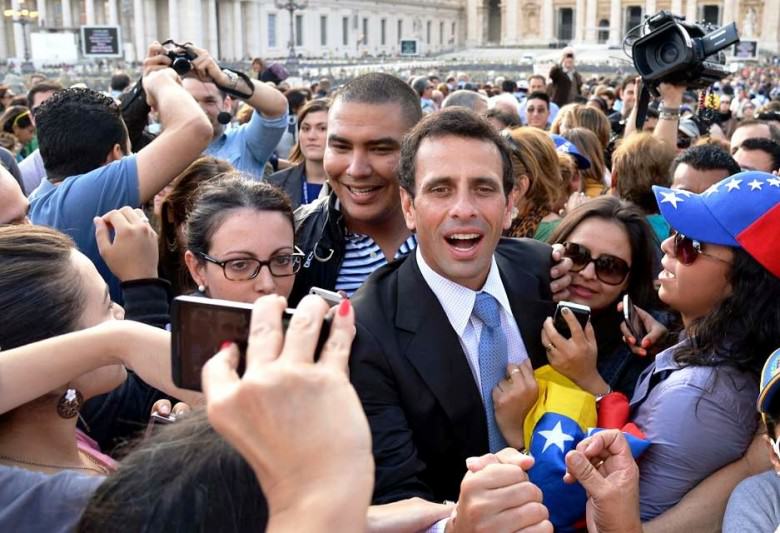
[631,11,739,96]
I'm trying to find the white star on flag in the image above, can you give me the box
[768,178,780,188]
[676,189,694,197]
[748,179,763,191]
[538,421,575,453]
[726,179,742,191]
[660,191,684,208]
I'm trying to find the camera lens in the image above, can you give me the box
[172,57,192,75]
[659,43,680,64]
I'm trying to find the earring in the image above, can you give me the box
[198,285,206,293]
[511,206,519,219]
[56,388,83,419]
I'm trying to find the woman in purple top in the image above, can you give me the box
[629,171,780,520]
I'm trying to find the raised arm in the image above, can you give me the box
[0,320,199,414]
[187,43,287,119]
[652,82,686,150]
[135,42,213,203]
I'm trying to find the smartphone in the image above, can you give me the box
[622,294,647,341]
[309,286,344,306]
[170,295,332,391]
[553,301,591,339]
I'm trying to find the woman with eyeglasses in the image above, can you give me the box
[0,106,36,162]
[183,173,302,303]
[540,195,663,398]
[625,171,780,521]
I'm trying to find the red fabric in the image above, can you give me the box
[596,392,630,428]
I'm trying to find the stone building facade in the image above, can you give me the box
[0,0,777,62]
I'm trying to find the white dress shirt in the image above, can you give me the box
[415,248,529,396]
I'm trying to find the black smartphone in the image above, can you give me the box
[622,294,647,341]
[553,301,591,339]
[170,295,332,391]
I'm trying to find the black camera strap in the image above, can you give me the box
[215,68,255,100]
[634,82,652,130]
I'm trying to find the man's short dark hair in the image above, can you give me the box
[528,74,546,85]
[398,107,514,198]
[331,73,422,129]
[35,88,128,183]
[733,119,780,144]
[485,108,521,129]
[27,80,63,109]
[110,73,131,93]
[526,91,550,107]
[671,144,741,177]
[739,137,780,171]
[501,80,517,93]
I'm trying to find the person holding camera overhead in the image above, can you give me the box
[169,41,289,177]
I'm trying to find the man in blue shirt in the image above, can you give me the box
[181,43,288,177]
[29,42,213,300]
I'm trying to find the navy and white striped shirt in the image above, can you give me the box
[335,232,418,297]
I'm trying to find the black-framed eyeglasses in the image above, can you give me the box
[197,249,304,281]
[671,231,731,266]
[562,242,631,286]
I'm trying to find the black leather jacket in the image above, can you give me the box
[289,193,347,306]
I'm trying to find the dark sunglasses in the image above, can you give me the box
[562,242,631,285]
[672,231,731,266]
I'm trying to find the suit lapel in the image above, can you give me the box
[395,257,488,454]
[497,254,557,368]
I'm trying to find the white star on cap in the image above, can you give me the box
[768,178,780,188]
[660,191,684,208]
[726,178,742,191]
[748,179,763,191]
[538,421,575,453]
[703,183,720,196]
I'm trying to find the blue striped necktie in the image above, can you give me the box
[472,292,509,452]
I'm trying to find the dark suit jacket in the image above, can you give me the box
[267,164,305,209]
[349,238,556,504]
[549,64,583,108]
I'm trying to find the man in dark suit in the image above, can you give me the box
[350,108,555,532]
[548,48,583,108]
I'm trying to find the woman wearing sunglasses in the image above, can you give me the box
[628,171,780,521]
[0,106,37,162]
[541,195,662,398]
[183,173,303,303]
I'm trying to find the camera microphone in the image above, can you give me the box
[217,111,232,125]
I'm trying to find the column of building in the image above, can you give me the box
[10,0,25,59]
[685,0,696,21]
[232,0,243,60]
[670,0,683,16]
[761,0,780,54]
[644,0,656,19]
[574,0,585,42]
[542,0,554,43]
[608,0,622,46]
[585,0,597,43]
[62,0,73,27]
[133,0,145,62]
[168,0,179,40]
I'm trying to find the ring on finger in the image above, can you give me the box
[545,343,554,352]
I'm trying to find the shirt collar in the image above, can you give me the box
[416,247,512,336]
[652,336,691,373]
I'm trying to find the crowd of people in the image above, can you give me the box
[0,37,780,532]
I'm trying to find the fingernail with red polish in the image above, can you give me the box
[219,341,233,351]
[338,298,351,317]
